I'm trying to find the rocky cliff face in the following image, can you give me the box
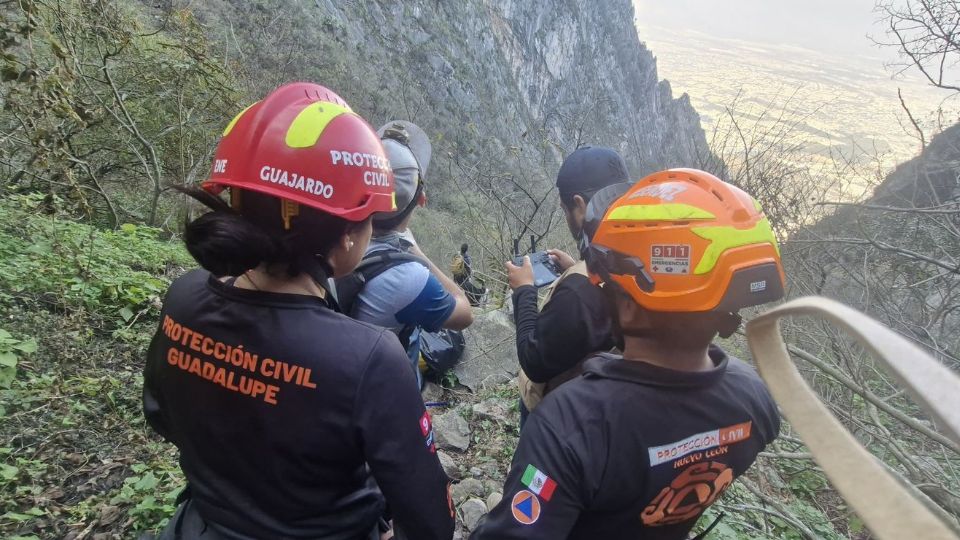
[160,0,711,186]
[790,123,960,365]
[450,0,709,173]
[870,123,960,207]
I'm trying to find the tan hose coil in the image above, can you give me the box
[745,296,960,540]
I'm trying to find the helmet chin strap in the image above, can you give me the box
[716,312,743,339]
[576,227,590,259]
[301,254,336,307]
[599,280,627,351]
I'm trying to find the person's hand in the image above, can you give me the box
[546,249,576,271]
[505,256,534,290]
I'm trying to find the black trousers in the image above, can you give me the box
[158,500,382,540]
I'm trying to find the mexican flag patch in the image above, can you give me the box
[521,465,557,501]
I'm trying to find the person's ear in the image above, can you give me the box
[571,194,588,225]
[615,289,638,328]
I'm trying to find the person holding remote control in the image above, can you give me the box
[505,146,630,426]
[475,169,783,540]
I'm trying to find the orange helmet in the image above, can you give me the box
[586,168,785,312]
[203,82,395,222]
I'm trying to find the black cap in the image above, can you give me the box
[556,146,630,200]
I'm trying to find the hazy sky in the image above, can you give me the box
[633,0,895,59]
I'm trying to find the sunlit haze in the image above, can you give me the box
[632,0,954,194]
[633,0,890,59]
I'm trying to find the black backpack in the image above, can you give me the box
[334,250,426,349]
[419,328,466,374]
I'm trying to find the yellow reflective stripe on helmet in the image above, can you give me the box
[606,204,717,222]
[285,102,352,149]
[691,217,780,275]
[223,101,259,137]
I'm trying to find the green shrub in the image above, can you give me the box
[0,194,193,325]
[0,329,35,393]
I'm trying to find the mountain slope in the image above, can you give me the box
[150,0,711,193]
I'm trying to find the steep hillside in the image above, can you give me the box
[0,1,723,537]
[163,0,710,178]
[787,122,960,377]
[778,124,960,533]
[139,0,715,271]
[871,122,960,207]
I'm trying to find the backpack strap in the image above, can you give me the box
[746,296,960,540]
[357,251,424,277]
[333,251,428,348]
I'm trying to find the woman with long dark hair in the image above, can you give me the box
[143,83,454,540]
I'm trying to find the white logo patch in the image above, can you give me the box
[650,245,691,275]
[629,183,688,202]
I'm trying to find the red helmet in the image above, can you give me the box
[203,82,395,222]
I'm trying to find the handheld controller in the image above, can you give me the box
[513,236,562,288]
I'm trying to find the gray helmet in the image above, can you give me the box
[375,121,432,222]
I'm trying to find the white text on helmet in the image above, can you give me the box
[363,171,390,187]
[750,280,767,293]
[329,150,391,171]
[629,183,688,202]
[259,166,335,199]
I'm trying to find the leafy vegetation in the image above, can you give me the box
[0,194,190,538]
[2,0,240,227]
[0,194,190,322]
[0,329,36,394]
[0,0,958,538]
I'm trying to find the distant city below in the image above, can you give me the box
[638,26,955,195]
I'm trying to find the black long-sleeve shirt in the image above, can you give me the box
[143,270,454,540]
[472,349,780,539]
[512,273,615,383]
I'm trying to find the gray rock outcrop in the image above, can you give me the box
[460,498,487,531]
[455,310,519,392]
[433,410,472,451]
[177,0,716,193]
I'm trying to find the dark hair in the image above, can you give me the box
[559,188,601,208]
[460,243,468,254]
[177,186,359,278]
[556,146,630,207]
[602,283,729,350]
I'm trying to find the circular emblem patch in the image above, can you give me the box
[641,461,734,526]
[511,490,541,525]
